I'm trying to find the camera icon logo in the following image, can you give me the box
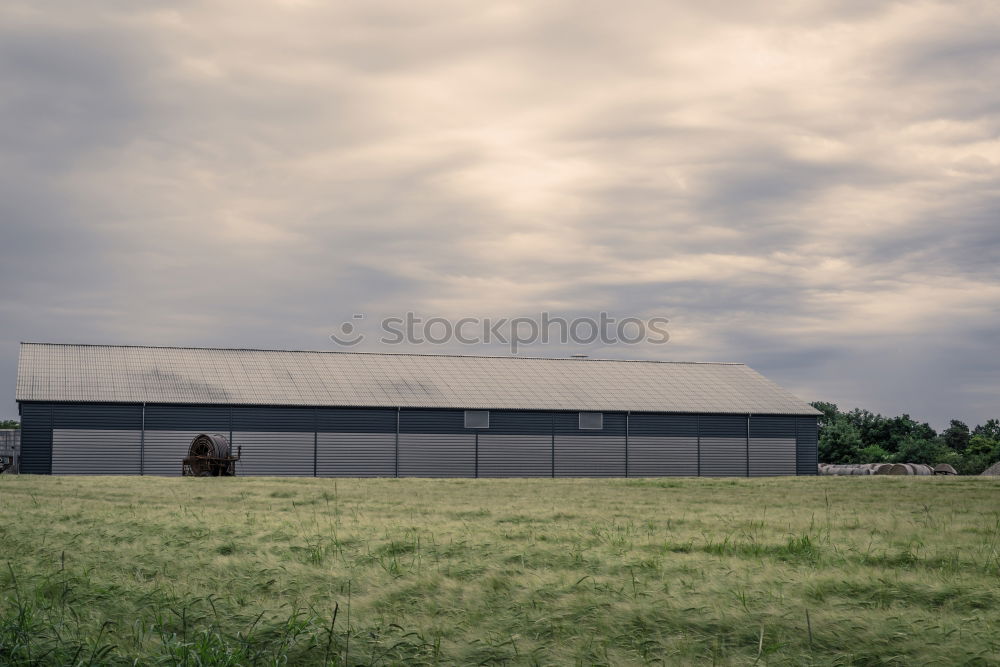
[329,314,366,346]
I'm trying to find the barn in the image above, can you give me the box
[15,342,819,477]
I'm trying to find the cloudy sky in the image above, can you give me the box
[2,0,999,428]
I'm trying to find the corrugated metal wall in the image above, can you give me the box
[143,430,205,476]
[19,402,816,477]
[49,405,143,475]
[232,432,315,476]
[796,417,819,475]
[699,415,748,477]
[52,430,142,475]
[230,407,315,476]
[317,433,396,477]
[628,414,699,476]
[749,416,797,476]
[399,434,476,477]
[553,412,626,477]
[479,411,552,477]
[143,405,231,476]
[19,403,52,474]
[397,409,476,477]
[317,408,397,477]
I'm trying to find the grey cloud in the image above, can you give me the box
[2,0,999,431]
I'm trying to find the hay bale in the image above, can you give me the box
[980,461,1000,476]
[872,463,894,475]
[893,463,933,475]
[888,464,909,475]
[933,463,957,475]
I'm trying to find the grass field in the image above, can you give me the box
[1,476,998,665]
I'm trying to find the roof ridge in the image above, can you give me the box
[19,342,745,366]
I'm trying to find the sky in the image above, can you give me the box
[2,0,999,429]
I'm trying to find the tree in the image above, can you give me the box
[954,434,999,475]
[0,420,18,429]
[857,444,891,463]
[811,403,995,473]
[819,420,863,464]
[972,419,1000,441]
[810,401,840,430]
[941,420,970,452]
[892,435,955,466]
[967,434,1000,458]
[840,409,937,454]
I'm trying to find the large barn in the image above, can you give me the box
[15,342,819,477]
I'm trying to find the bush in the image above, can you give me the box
[856,445,891,463]
[819,420,863,464]
[891,436,956,466]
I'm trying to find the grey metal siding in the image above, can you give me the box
[628,437,698,476]
[476,411,552,477]
[19,403,52,474]
[748,438,796,476]
[16,402,809,477]
[317,433,396,477]
[554,435,626,477]
[144,405,230,431]
[478,435,552,477]
[627,414,698,476]
[52,404,142,430]
[399,409,466,434]
[749,416,796,439]
[628,414,698,437]
[142,406,231,476]
[231,431,314,476]
[552,411,625,477]
[748,416,797,476]
[488,411,553,435]
[699,415,747,477]
[796,417,819,475]
[232,407,315,432]
[700,437,748,476]
[554,411,627,436]
[398,433,475,477]
[52,429,141,475]
[142,430,204,476]
[317,408,396,433]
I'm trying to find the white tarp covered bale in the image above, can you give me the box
[819,463,885,475]
[980,461,1000,476]
[822,462,953,476]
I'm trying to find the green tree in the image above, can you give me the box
[941,420,970,452]
[0,420,18,429]
[810,401,840,430]
[967,434,1000,458]
[841,409,936,454]
[857,444,891,462]
[893,435,955,466]
[953,434,999,474]
[819,420,863,464]
[972,419,1000,440]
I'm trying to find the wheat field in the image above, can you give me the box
[1,475,998,665]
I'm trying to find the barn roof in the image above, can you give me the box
[16,343,819,415]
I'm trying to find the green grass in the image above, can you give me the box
[1,476,998,665]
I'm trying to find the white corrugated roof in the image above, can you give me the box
[15,343,819,415]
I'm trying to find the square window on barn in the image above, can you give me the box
[464,410,490,429]
[579,412,603,430]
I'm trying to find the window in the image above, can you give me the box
[579,412,603,430]
[464,410,490,429]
